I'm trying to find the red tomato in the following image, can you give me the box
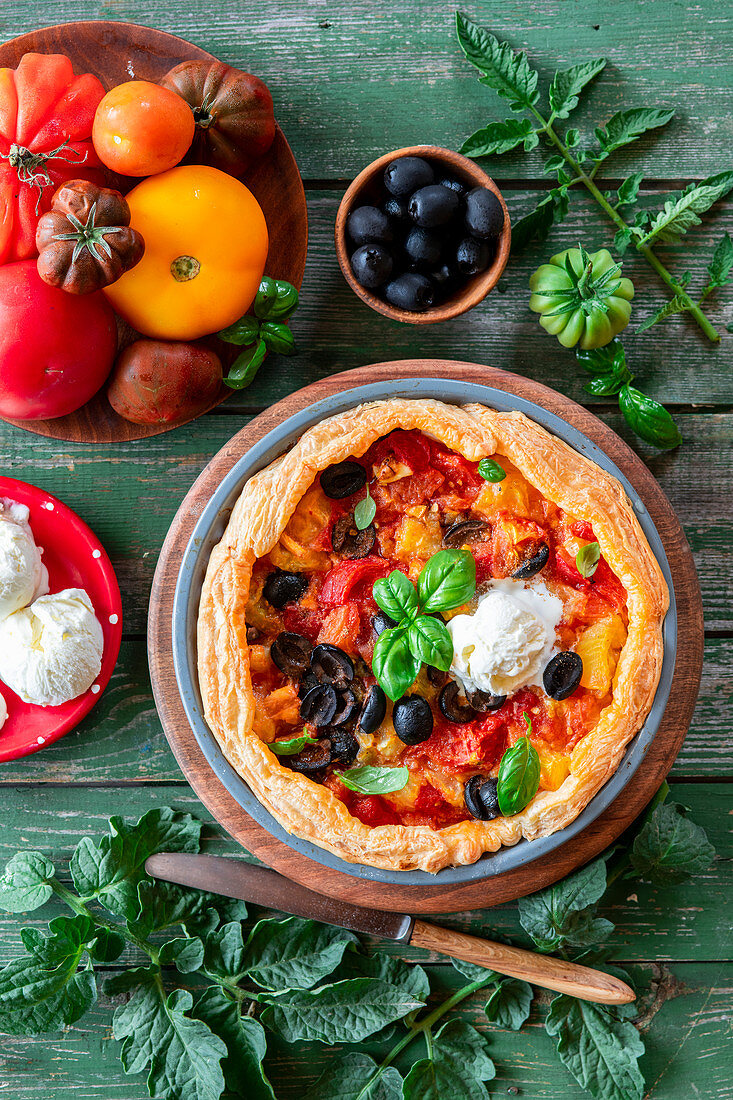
[92,81,195,176]
[0,261,117,419]
[319,557,392,607]
[349,796,401,828]
[369,429,431,473]
[570,520,595,541]
[0,53,105,262]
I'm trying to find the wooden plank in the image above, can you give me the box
[0,961,730,1099]
[2,1,732,179]
[0,783,728,966]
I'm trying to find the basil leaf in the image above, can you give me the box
[407,615,453,671]
[260,321,296,355]
[304,1051,403,1100]
[478,457,506,482]
[269,732,318,756]
[545,994,644,1100]
[637,170,733,246]
[576,338,633,386]
[217,315,259,345]
[518,858,611,953]
[373,570,417,621]
[576,541,601,578]
[496,736,540,817]
[484,978,533,1030]
[269,280,299,320]
[254,276,278,318]
[455,13,540,113]
[0,851,55,913]
[618,385,682,450]
[592,107,674,164]
[241,916,357,991]
[418,550,476,613]
[460,117,539,157]
[260,977,424,1044]
[549,58,606,120]
[403,1020,495,1100]
[224,340,267,390]
[354,487,376,531]
[630,801,715,885]
[336,765,410,795]
[372,625,421,701]
[193,987,276,1100]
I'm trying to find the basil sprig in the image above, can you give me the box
[478,458,506,482]
[497,719,541,816]
[371,550,476,701]
[575,541,601,578]
[354,485,376,531]
[218,277,299,391]
[269,732,317,756]
[336,765,409,795]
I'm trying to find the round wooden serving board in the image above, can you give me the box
[0,21,307,444]
[149,361,703,913]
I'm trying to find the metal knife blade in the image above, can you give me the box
[145,853,414,943]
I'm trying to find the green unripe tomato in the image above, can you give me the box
[529,247,634,350]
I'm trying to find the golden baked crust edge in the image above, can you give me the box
[197,398,668,873]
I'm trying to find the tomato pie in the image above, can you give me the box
[197,398,668,872]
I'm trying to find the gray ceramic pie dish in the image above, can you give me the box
[171,379,677,886]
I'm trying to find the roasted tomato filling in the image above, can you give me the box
[246,429,628,829]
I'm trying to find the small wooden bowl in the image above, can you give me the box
[335,145,511,325]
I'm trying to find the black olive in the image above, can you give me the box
[466,688,506,712]
[298,670,319,699]
[404,226,444,268]
[426,664,448,688]
[456,236,492,276]
[442,518,488,548]
[464,775,501,820]
[311,643,355,686]
[438,680,477,724]
[263,570,308,608]
[351,243,393,289]
[384,272,434,312]
[382,196,409,224]
[436,176,468,198]
[543,652,583,700]
[512,541,550,580]
[347,205,393,245]
[270,632,313,676]
[359,684,387,734]
[300,683,338,725]
[372,611,396,636]
[408,184,460,228]
[330,686,358,726]
[286,739,332,776]
[393,694,433,745]
[464,187,504,240]
[331,513,376,559]
[383,155,435,196]
[320,461,367,500]
[325,727,360,765]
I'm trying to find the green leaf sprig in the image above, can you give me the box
[496,723,541,816]
[269,732,318,756]
[575,541,601,578]
[372,550,476,700]
[353,484,376,530]
[335,765,410,794]
[576,338,682,449]
[478,457,506,482]
[456,11,733,342]
[218,277,299,390]
[0,785,716,1100]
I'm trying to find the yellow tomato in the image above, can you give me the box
[104,165,268,340]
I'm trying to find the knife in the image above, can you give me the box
[145,853,634,1005]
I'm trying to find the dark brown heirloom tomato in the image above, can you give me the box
[331,513,376,558]
[159,60,275,176]
[36,180,144,295]
[107,340,222,426]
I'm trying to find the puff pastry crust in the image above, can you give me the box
[197,398,668,872]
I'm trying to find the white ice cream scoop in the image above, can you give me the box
[0,499,49,621]
[0,690,7,730]
[0,588,103,706]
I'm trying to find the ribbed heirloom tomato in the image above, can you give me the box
[104,165,269,340]
[92,80,195,176]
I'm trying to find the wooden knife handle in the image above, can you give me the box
[411,920,634,1005]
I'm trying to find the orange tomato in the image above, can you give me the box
[104,165,268,340]
[92,81,195,176]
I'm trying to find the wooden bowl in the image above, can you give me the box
[335,145,511,325]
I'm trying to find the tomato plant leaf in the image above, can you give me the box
[242,916,357,991]
[638,171,733,246]
[702,231,733,297]
[592,107,674,163]
[260,977,424,1044]
[403,1020,495,1100]
[546,994,644,1100]
[132,878,246,940]
[511,188,569,253]
[615,171,644,208]
[0,851,55,913]
[460,117,539,157]
[635,294,688,333]
[456,12,540,112]
[518,858,612,952]
[335,946,430,1001]
[630,801,715,885]
[304,1052,403,1100]
[194,986,275,1100]
[484,978,533,1030]
[549,58,606,120]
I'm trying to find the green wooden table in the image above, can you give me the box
[1,2,731,1096]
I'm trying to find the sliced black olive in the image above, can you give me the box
[331,686,358,726]
[286,739,332,776]
[325,727,359,765]
[512,541,550,580]
[331,513,376,559]
[311,643,354,686]
[426,664,448,688]
[464,775,501,820]
[393,694,433,745]
[372,611,396,636]
[298,670,319,699]
[263,570,308,608]
[438,680,477,724]
[270,632,312,676]
[246,624,260,644]
[320,461,367,500]
[359,684,387,734]
[543,651,583,700]
[300,683,338,725]
[442,519,488,548]
[466,688,506,712]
